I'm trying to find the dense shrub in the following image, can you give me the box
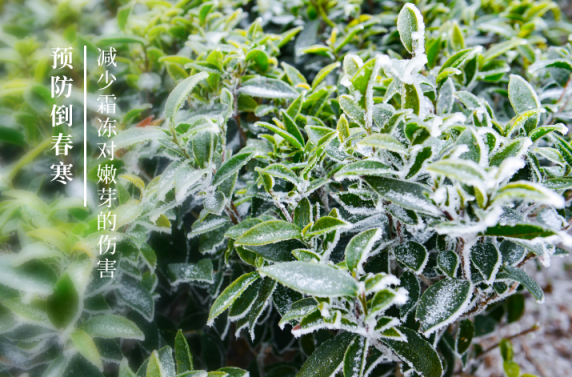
[1,0,571,376]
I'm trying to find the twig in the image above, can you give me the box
[477,324,540,358]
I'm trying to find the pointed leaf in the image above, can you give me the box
[416,278,472,335]
[259,261,359,297]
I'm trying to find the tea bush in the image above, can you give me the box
[1,0,572,376]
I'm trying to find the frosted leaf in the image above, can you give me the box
[345,228,382,275]
[343,336,368,377]
[208,272,260,326]
[508,74,541,115]
[364,176,441,216]
[0,254,56,295]
[397,3,425,55]
[259,261,359,297]
[499,240,526,266]
[496,266,544,303]
[82,315,144,340]
[188,215,230,239]
[494,181,565,208]
[470,243,501,284]
[116,278,155,322]
[234,220,302,246]
[415,278,473,335]
[239,77,298,99]
[168,259,214,286]
[381,327,443,377]
[164,72,209,124]
[296,332,356,377]
[393,241,428,274]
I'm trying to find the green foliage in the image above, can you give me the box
[1,0,572,376]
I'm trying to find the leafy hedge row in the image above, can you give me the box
[1,0,572,376]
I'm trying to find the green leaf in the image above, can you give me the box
[208,272,260,325]
[259,261,359,297]
[168,259,214,286]
[278,298,317,327]
[312,62,340,89]
[496,266,544,303]
[165,72,209,125]
[96,34,146,46]
[437,250,459,278]
[225,218,263,239]
[257,121,304,149]
[364,176,440,216]
[175,330,194,373]
[245,239,304,262]
[0,257,57,295]
[552,135,572,168]
[358,134,407,154]
[440,47,482,73]
[529,124,568,142]
[471,243,501,284]
[381,327,443,377]
[483,38,526,61]
[294,198,312,229]
[27,228,71,253]
[455,91,482,110]
[71,329,103,371]
[306,216,348,238]
[116,278,155,321]
[450,22,465,51]
[504,361,520,377]
[401,83,422,115]
[245,278,277,340]
[397,3,424,54]
[489,138,531,167]
[456,319,475,355]
[111,126,171,149]
[83,315,145,340]
[508,74,541,115]
[544,177,572,190]
[343,336,367,377]
[399,271,420,317]
[246,48,269,72]
[334,160,392,178]
[0,126,25,146]
[119,359,137,377]
[394,241,428,274]
[47,273,79,329]
[427,159,486,186]
[339,94,365,125]
[281,112,305,147]
[345,229,382,274]
[147,350,166,377]
[483,223,557,240]
[212,151,257,186]
[192,131,216,168]
[235,220,302,246]
[117,4,132,31]
[296,332,356,377]
[281,62,307,86]
[500,338,514,361]
[239,77,298,99]
[416,278,472,335]
[493,181,564,208]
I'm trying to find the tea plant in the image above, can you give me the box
[1,0,571,376]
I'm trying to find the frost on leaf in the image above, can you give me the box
[416,278,473,335]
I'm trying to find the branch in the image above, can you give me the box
[477,324,540,359]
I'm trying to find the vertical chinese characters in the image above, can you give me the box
[96,47,118,279]
[50,47,74,184]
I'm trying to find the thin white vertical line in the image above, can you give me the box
[84,46,87,207]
